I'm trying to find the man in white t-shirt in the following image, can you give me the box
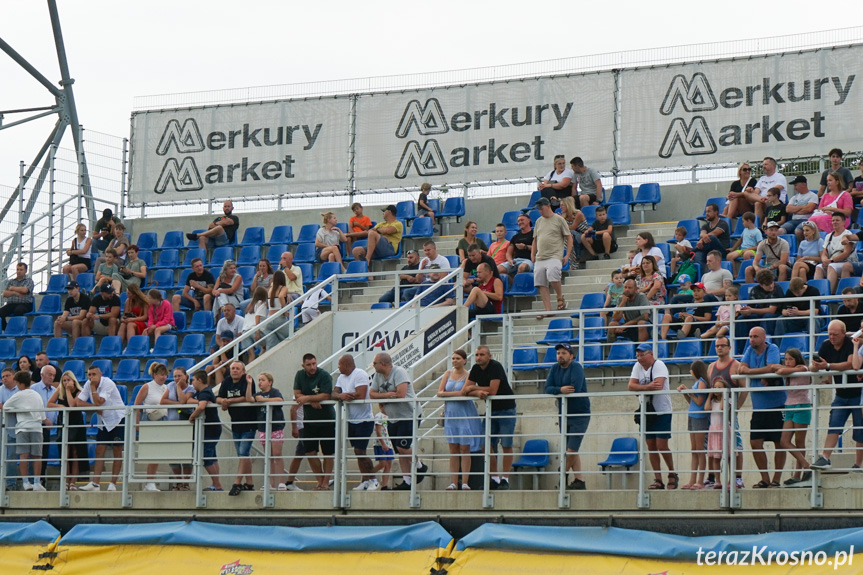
[753,157,788,217]
[332,354,376,491]
[700,250,733,297]
[77,365,126,491]
[215,303,243,348]
[627,343,676,490]
[403,240,451,301]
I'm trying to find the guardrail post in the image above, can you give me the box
[637,398,648,508]
[810,375,825,508]
[262,403,274,508]
[334,404,346,509]
[59,414,70,508]
[0,415,8,507]
[193,417,206,508]
[482,397,493,508]
[121,406,132,507]
[410,401,421,508]
[557,408,569,509]
[47,144,56,274]
[725,387,735,508]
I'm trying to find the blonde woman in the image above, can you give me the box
[47,371,90,489]
[207,260,243,322]
[724,162,759,219]
[62,223,92,281]
[316,212,348,272]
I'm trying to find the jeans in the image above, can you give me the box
[693,236,726,266]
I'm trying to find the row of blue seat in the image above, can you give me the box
[55,357,198,386]
[0,333,209,362]
[519,183,661,213]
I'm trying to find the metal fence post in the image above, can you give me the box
[334,403,345,509]
[262,403,273,508]
[482,397,493,508]
[410,399,421,508]
[193,416,206,508]
[810,375,823,508]
[121,406,132,507]
[47,144,56,274]
[558,408,569,509]
[59,413,69,508]
[637,398,648,508]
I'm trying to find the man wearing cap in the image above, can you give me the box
[54,280,91,343]
[531,197,572,314]
[545,342,590,490]
[608,279,650,342]
[659,282,719,339]
[745,221,790,283]
[0,262,34,331]
[354,205,403,265]
[92,208,122,253]
[378,249,421,305]
[628,343,677,489]
[783,176,819,238]
[701,250,733,297]
[84,284,121,336]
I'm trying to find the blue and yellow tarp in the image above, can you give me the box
[0,520,60,574]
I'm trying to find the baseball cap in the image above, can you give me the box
[692,282,706,290]
[555,342,574,354]
[65,280,79,290]
[220,330,235,340]
[535,197,551,207]
[790,175,807,185]
[636,343,653,353]
[100,284,114,293]
[382,204,397,215]
[676,274,691,284]
[765,221,780,228]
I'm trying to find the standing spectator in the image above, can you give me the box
[723,162,758,219]
[119,284,148,346]
[545,342,590,490]
[187,370,223,492]
[143,289,176,346]
[693,204,730,266]
[171,258,215,312]
[784,176,819,238]
[54,280,90,342]
[725,212,762,263]
[0,368,19,491]
[456,221,487,263]
[134,362,169,492]
[761,187,787,231]
[704,378,731,489]
[538,154,573,207]
[531,197,572,315]
[814,212,856,294]
[94,222,129,267]
[293,353,335,491]
[283,399,306,492]
[91,208,122,253]
[635,255,665,307]
[707,336,745,489]
[774,277,821,336]
[416,183,436,229]
[47,371,90,490]
[353,205,402,265]
[810,320,862,471]
[216,360,257,496]
[437,349,480,491]
[1,371,47,491]
[253,372,287,491]
[487,224,511,269]
[112,244,147,293]
[31,364,57,487]
[500,214,534,275]
[778,349,812,486]
[628,343,677,490]
[378,249,421,305]
[186,200,240,249]
[676,360,709,489]
[818,148,855,197]
[345,202,373,252]
[745,221,790,283]
[0,262,34,330]
[608,279,650,342]
[207,260,243,323]
[278,252,304,302]
[808,172,852,232]
[316,212,348,272]
[62,223,92,281]
[463,263,504,318]
[77,364,126,491]
[791,221,823,280]
[85,284,121,337]
[580,205,616,261]
[461,346,515,490]
[333,355,376,491]
[701,250,733,297]
[739,270,782,336]
[370,352,428,490]
[570,156,603,207]
[738,326,785,488]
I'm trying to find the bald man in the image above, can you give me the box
[332,354,376,490]
[279,252,303,301]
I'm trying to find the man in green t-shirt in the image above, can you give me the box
[293,353,335,491]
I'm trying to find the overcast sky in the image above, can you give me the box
[1,0,859,194]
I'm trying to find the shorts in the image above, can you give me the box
[294,428,306,456]
[302,421,335,456]
[15,431,42,456]
[827,395,863,441]
[374,444,395,461]
[583,193,597,205]
[256,428,285,444]
[388,419,415,450]
[620,323,649,342]
[847,262,863,276]
[730,248,757,257]
[472,299,496,316]
[645,412,672,440]
[348,420,374,450]
[179,297,205,310]
[533,258,562,287]
[232,429,256,457]
[783,404,812,425]
[418,208,432,217]
[826,262,848,275]
[314,246,327,261]
[208,231,229,248]
[688,416,710,432]
[202,433,220,467]
[92,320,112,335]
[501,258,534,273]
[750,409,783,443]
[489,407,517,449]
[96,422,125,445]
[372,239,396,259]
[565,414,590,451]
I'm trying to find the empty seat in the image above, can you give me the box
[502,211,522,231]
[114,359,140,383]
[445,255,460,269]
[152,249,179,270]
[605,341,636,366]
[3,316,28,337]
[607,203,631,226]
[26,315,51,337]
[293,243,316,264]
[521,191,541,212]
[209,246,234,268]
[297,263,314,287]
[76,273,95,293]
[45,337,69,359]
[31,295,61,315]
[597,437,639,489]
[666,338,702,365]
[173,312,186,332]
[370,302,392,309]
[505,273,537,297]
[151,334,178,357]
[149,269,176,290]
[511,439,550,490]
[0,340,17,360]
[395,200,416,222]
[123,335,150,357]
[42,273,69,295]
[159,230,184,251]
[172,357,196,373]
[342,260,369,283]
[294,224,318,245]
[69,336,96,358]
[402,217,434,240]
[96,336,123,358]
[580,317,607,342]
[512,347,542,371]
[536,319,574,345]
[237,245,261,266]
[316,262,341,283]
[238,226,265,247]
[629,183,661,209]
[603,185,633,205]
[476,232,492,249]
[237,266,256,287]
[182,248,207,267]
[19,338,43,359]
[135,232,158,251]
[580,205,598,223]
[137,251,153,270]
[178,334,206,356]
[187,310,215,333]
[265,244,288,266]
[266,225,293,246]
[437,197,466,223]
[90,358,113,379]
[778,334,810,355]
[63,360,87,382]
[578,292,606,316]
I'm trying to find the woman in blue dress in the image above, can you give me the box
[437,349,481,490]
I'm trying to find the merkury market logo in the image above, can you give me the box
[154,118,323,193]
[658,72,855,158]
[394,97,572,179]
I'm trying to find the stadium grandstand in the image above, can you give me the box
[4,12,863,573]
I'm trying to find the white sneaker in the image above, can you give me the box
[277,483,287,491]
[23,481,34,491]
[366,478,379,491]
[79,481,100,491]
[353,480,370,491]
[285,483,303,492]
[143,482,160,492]
[106,483,117,492]
[32,483,47,492]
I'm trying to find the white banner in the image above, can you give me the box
[354,74,615,189]
[619,45,863,169]
[129,98,351,203]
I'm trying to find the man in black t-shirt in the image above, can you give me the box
[188,370,223,491]
[378,249,421,304]
[92,208,122,253]
[462,244,501,289]
[186,200,240,249]
[774,277,821,335]
[217,360,257,495]
[739,269,783,336]
[500,214,534,275]
[171,257,216,312]
[84,284,120,336]
[693,203,730,266]
[55,280,91,342]
[462,345,517,490]
[837,288,863,334]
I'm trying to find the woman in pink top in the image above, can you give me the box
[143,288,176,345]
[809,172,852,232]
[778,348,812,485]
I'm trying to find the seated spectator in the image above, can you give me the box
[54,280,90,342]
[120,284,149,346]
[669,226,693,275]
[85,284,121,337]
[171,257,215,312]
[700,284,740,339]
[91,208,122,253]
[723,162,758,219]
[814,212,857,294]
[461,244,501,290]
[277,252,303,301]
[696,250,728,299]
[463,263,503,318]
[839,224,863,280]
[301,285,332,324]
[580,205,616,261]
[740,269,782,336]
[416,183,436,230]
[92,248,120,293]
[345,202,372,251]
[112,244,147,293]
[186,200,239,249]
[761,187,786,231]
[402,241,451,302]
[206,260,243,323]
[94,222,129,268]
[791,221,822,280]
[660,282,717,339]
[726,212,761,263]
[0,262,34,330]
[836,288,863,334]
[499,214,534,275]
[775,277,821,336]
[62,223,92,281]
[636,255,666,306]
[215,303,242,343]
[692,204,730,266]
[854,158,863,201]
[676,275,693,296]
[238,259,274,311]
[353,205,402,265]
[745,221,790,283]
[378,249,421,305]
[626,232,667,279]
[417,265,455,308]
[265,271,291,350]
[316,211,348,272]
[608,279,650,342]
[601,269,625,325]
[240,287,268,362]
[456,221,487,263]
[143,289,176,345]
[783,176,819,238]
[487,224,510,269]
[809,172,852,232]
[560,196,588,268]
[570,156,603,207]
[538,154,573,208]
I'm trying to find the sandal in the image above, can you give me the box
[180,483,190,491]
[691,483,704,490]
[752,480,770,489]
[446,483,458,491]
[667,473,679,490]
[680,483,694,490]
[557,298,567,310]
[713,482,722,490]
[769,481,780,488]
[648,479,664,490]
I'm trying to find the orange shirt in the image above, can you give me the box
[349,215,371,233]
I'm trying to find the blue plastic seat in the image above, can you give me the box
[76,273,95,293]
[237,245,261,266]
[581,205,598,223]
[209,246,234,268]
[521,191,541,212]
[437,197,466,223]
[172,312,186,332]
[187,310,215,333]
[730,216,760,239]
[30,295,61,315]
[297,263,314,287]
[266,225,293,246]
[236,266,256,287]
[536,319,574,345]
[476,232,492,249]
[445,255,460,269]
[149,269,175,290]
[512,347,542,371]
[697,197,728,220]
[370,302,392,309]
[578,292,606,316]
[27,315,53,336]
[69,336,95,359]
[598,437,639,489]
[137,251,153,270]
[666,338,702,365]
[426,198,440,214]
[808,278,830,297]
[502,211,522,232]
[90,358,113,379]
[152,249,179,270]
[172,357,196,373]
[605,341,636,366]
[607,203,631,226]
[123,335,149,357]
[151,334,178,357]
[511,439,550,490]
[778,333,810,355]
[96,336,123,358]
[139,359,167,382]
[135,232,158,251]
[580,316,607,342]
[294,243,316,264]
[159,231,184,251]
[402,217,434,240]
[178,334,206,356]
[316,262,341,283]
[344,239,366,262]
[603,185,633,206]
[0,340,18,360]
[239,226,265,247]
[834,276,860,296]
[3,316,28,337]
[114,359,140,383]
[396,201,416,223]
[129,383,144,406]
[42,273,69,295]
[734,259,754,283]
[265,244,288,266]
[343,260,369,283]
[45,337,69,359]
[294,224,318,245]
[63,360,87,383]
[182,248,207,267]
[668,219,701,243]
[629,183,661,210]
[505,272,537,297]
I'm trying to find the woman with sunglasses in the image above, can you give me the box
[724,163,758,219]
[538,154,574,209]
